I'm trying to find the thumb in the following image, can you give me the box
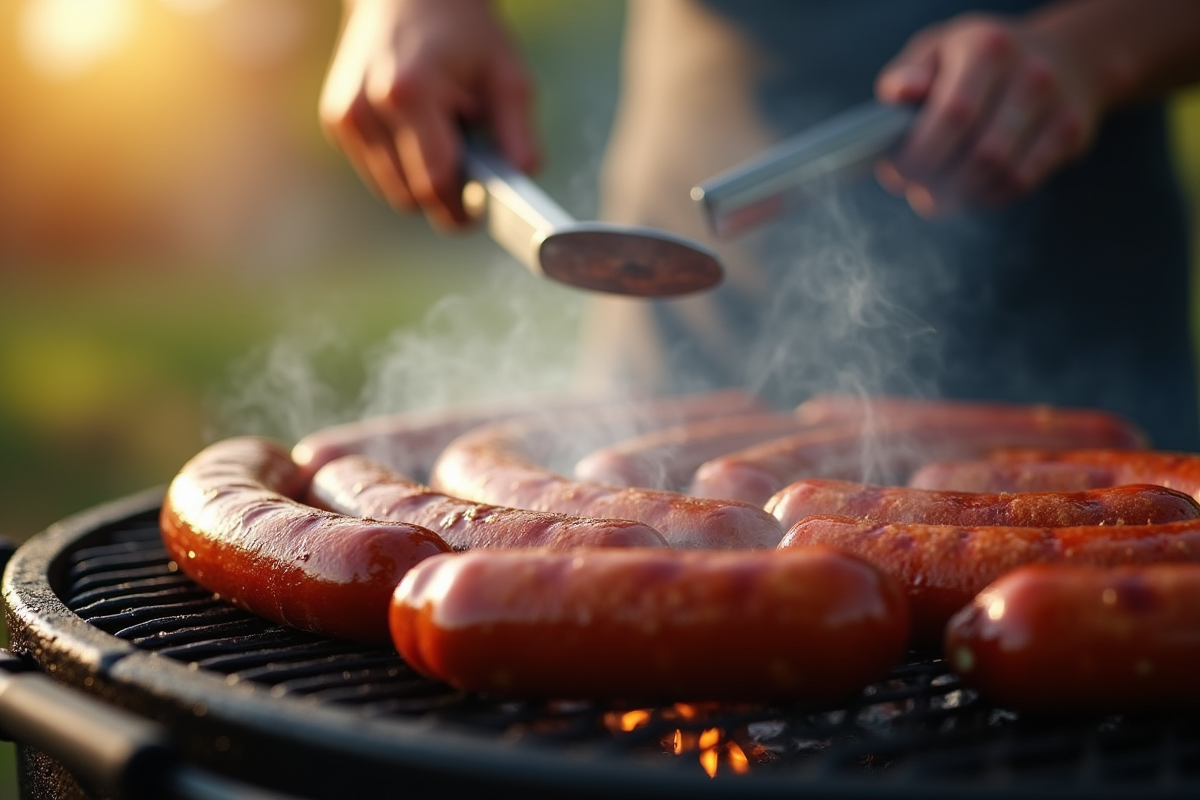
[876,41,938,105]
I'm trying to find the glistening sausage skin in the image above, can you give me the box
[160,436,452,643]
[432,412,784,549]
[945,563,1200,713]
[693,399,1149,506]
[390,546,911,703]
[766,478,1200,531]
[308,454,669,550]
[779,514,1200,647]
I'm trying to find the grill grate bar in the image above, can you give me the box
[30,508,1200,794]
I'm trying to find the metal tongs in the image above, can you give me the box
[462,139,723,297]
[692,100,918,239]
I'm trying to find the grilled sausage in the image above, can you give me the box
[982,448,1200,499]
[308,454,669,550]
[692,400,1149,507]
[945,563,1200,713]
[779,514,1200,647]
[907,459,1117,493]
[794,394,1150,445]
[766,478,1200,531]
[573,410,807,491]
[160,436,452,643]
[292,388,767,485]
[390,546,911,703]
[432,413,784,549]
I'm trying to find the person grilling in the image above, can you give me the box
[317,0,1200,452]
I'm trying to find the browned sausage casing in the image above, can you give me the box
[945,563,1200,713]
[779,514,1200,647]
[160,436,452,643]
[766,478,1200,531]
[432,410,784,549]
[573,411,808,491]
[907,459,1117,493]
[693,399,1148,506]
[308,454,669,550]
[983,448,1200,499]
[292,388,767,485]
[390,546,911,703]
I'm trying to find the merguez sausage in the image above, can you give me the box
[308,454,669,550]
[945,563,1200,713]
[390,546,911,703]
[160,436,452,643]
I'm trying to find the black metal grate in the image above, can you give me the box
[42,506,1200,796]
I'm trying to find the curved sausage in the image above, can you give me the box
[945,563,1200,713]
[432,414,784,549]
[907,459,1117,493]
[766,478,1200,531]
[692,400,1149,507]
[779,514,1200,647]
[292,388,767,485]
[794,394,1150,445]
[573,410,807,491]
[160,436,452,644]
[308,454,669,550]
[390,546,911,703]
[982,448,1200,499]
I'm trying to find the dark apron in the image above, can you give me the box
[579,0,1199,451]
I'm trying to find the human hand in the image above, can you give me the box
[874,12,1100,217]
[319,0,540,230]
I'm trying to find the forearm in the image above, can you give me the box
[1027,0,1200,113]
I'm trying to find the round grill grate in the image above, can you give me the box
[5,491,1200,799]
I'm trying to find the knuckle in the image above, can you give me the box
[319,94,369,139]
[940,95,981,130]
[367,69,423,114]
[971,141,1009,175]
[1021,57,1057,95]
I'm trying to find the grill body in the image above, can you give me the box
[3,490,1200,799]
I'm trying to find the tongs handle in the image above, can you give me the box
[461,138,572,278]
[692,100,918,238]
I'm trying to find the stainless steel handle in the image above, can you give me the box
[460,139,724,297]
[692,101,918,238]
[461,139,572,279]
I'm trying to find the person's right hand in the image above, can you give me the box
[319,0,540,231]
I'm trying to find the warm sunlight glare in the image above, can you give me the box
[19,0,137,79]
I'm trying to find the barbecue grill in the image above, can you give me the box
[2,488,1199,800]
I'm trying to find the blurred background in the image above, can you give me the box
[0,0,626,549]
[0,0,1197,794]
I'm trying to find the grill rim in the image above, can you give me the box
[3,489,1199,799]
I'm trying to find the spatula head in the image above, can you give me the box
[538,225,723,297]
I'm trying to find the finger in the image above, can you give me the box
[395,99,472,230]
[952,57,1056,205]
[876,32,939,105]
[366,64,473,230]
[324,95,418,213]
[988,105,1089,206]
[894,23,1016,186]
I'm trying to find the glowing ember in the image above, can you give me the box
[603,702,762,778]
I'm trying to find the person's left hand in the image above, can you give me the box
[874,12,1101,217]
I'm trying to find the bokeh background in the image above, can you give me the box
[0,0,1197,795]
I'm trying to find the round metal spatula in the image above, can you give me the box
[463,140,723,297]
